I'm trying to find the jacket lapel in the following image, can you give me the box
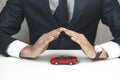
[38,0,58,27]
[38,0,88,28]
[69,0,88,26]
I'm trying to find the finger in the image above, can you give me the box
[71,37,81,45]
[41,36,54,48]
[63,28,87,42]
[37,27,63,47]
[63,28,88,45]
[41,28,62,40]
[46,28,62,39]
[36,30,60,47]
[71,35,91,47]
[52,32,61,39]
[63,28,80,38]
[43,31,60,41]
[43,36,54,45]
[48,27,63,35]
[63,29,82,45]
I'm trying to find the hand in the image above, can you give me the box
[62,28,108,59]
[20,28,63,58]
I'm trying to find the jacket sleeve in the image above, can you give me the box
[0,0,24,56]
[101,0,120,44]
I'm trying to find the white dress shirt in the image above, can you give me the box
[7,0,120,58]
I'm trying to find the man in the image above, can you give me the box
[0,0,120,59]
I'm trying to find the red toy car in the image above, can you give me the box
[50,56,78,65]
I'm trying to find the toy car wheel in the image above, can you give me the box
[54,62,59,65]
[69,62,73,65]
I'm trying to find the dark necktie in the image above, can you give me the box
[54,0,68,27]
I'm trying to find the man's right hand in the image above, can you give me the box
[20,28,63,59]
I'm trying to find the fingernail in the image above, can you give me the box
[66,32,69,34]
[61,28,64,31]
[57,32,60,35]
[71,37,75,40]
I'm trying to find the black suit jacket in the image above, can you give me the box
[0,0,120,56]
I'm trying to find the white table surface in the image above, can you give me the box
[0,50,120,80]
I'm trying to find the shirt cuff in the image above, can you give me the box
[97,41,120,59]
[6,40,28,58]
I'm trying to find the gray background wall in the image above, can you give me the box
[1,0,119,45]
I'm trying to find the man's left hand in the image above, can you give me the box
[62,28,108,59]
